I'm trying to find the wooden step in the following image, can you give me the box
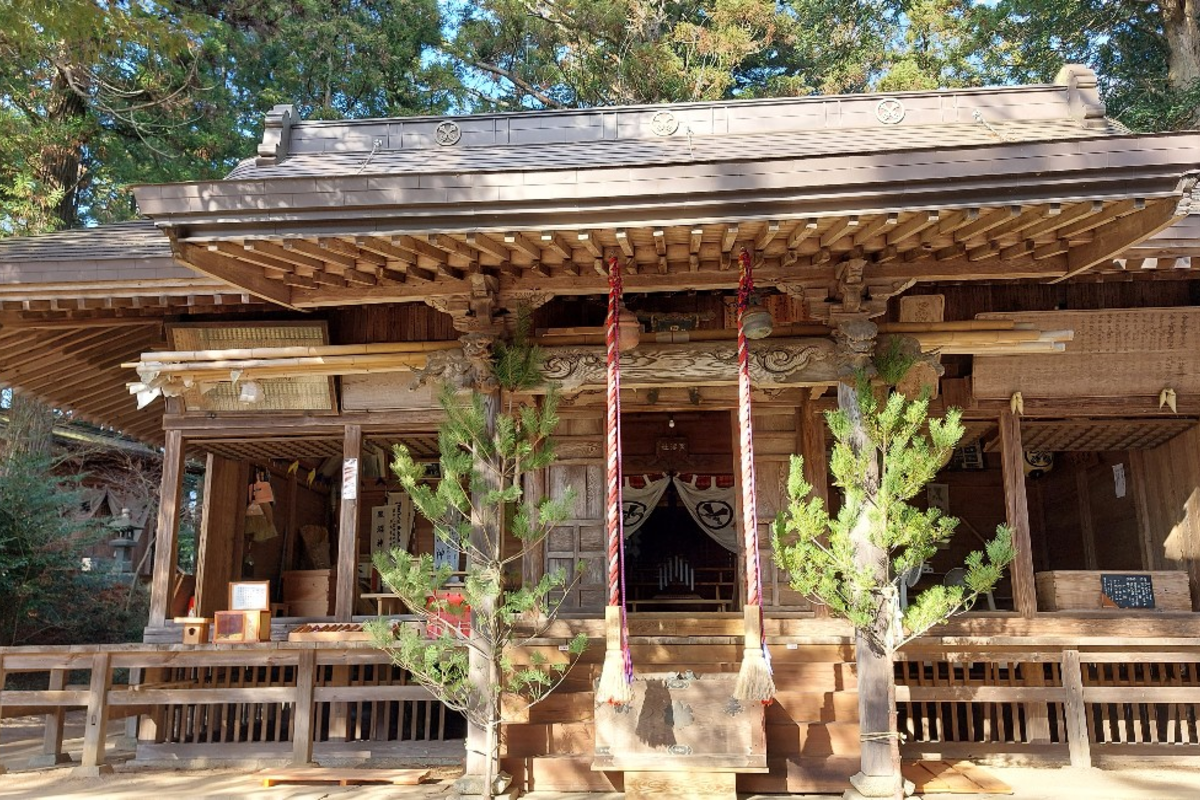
[256,767,429,787]
[502,721,593,756]
[766,721,861,756]
[501,754,622,792]
[522,690,594,723]
[902,760,1013,794]
[772,661,858,691]
[737,755,860,794]
[626,770,736,799]
[767,690,860,723]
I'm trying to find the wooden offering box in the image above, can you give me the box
[174,617,211,645]
[214,609,272,643]
[593,672,766,774]
[1036,570,1192,612]
[214,579,273,643]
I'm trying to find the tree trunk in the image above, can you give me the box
[466,388,501,799]
[1163,0,1200,89]
[3,393,55,467]
[839,380,901,799]
[43,59,91,230]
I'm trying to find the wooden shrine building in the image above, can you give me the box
[4,65,1200,792]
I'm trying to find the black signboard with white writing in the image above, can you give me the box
[1101,574,1156,609]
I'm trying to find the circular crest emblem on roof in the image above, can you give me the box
[435,120,462,146]
[876,98,906,125]
[650,110,679,136]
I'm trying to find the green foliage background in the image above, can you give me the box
[1,1,1196,233]
[0,451,149,646]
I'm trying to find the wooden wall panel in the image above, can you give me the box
[194,454,247,617]
[1131,425,1200,609]
[895,282,1194,324]
[545,461,606,612]
[1037,461,1087,571]
[973,308,1200,400]
[328,302,457,344]
[1087,453,1142,570]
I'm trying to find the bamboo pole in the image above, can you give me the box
[129,352,432,374]
[536,319,1040,347]
[126,340,458,366]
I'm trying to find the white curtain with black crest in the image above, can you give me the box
[620,474,671,538]
[672,474,739,553]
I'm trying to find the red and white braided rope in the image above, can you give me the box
[605,256,625,607]
[737,249,762,608]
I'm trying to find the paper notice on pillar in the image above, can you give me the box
[1113,463,1127,498]
[343,457,359,501]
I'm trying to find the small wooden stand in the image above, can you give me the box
[173,617,211,645]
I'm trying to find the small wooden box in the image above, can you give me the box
[282,570,334,617]
[213,609,272,643]
[174,617,211,645]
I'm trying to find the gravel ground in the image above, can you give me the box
[5,714,1200,799]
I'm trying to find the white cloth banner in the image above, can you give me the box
[621,475,671,539]
[672,475,739,553]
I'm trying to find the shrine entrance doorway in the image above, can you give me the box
[619,411,738,613]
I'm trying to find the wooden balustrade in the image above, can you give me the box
[4,631,1200,774]
[896,643,1200,768]
[0,642,457,773]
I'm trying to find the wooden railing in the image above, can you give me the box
[0,642,458,773]
[896,642,1200,767]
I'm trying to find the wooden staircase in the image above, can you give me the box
[500,636,860,794]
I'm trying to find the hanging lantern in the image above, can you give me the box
[617,304,641,351]
[741,295,774,340]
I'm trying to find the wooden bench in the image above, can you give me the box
[360,592,404,615]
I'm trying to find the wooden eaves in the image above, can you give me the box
[135,133,1200,314]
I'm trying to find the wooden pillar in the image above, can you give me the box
[1022,662,1052,745]
[1128,451,1159,571]
[0,654,7,775]
[195,454,245,617]
[329,426,358,736]
[335,424,362,621]
[328,665,351,741]
[292,650,317,765]
[28,668,71,767]
[522,468,547,589]
[999,410,1038,618]
[1062,649,1092,768]
[74,651,114,776]
[798,395,829,505]
[281,467,299,572]
[798,395,830,617]
[149,429,186,627]
[1076,467,1099,570]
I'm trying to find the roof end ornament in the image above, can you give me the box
[1055,64,1106,130]
[256,104,296,167]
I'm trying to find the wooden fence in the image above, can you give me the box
[896,643,1200,767]
[0,642,458,773]
[5,633,1200,774]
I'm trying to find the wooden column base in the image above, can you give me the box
[625,770,736,799]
